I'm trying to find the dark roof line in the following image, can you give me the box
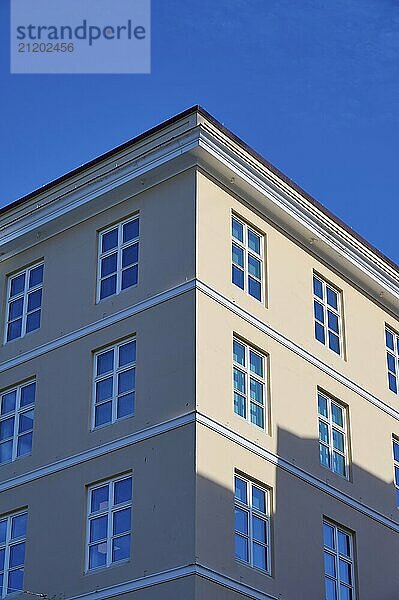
[1,104,398,275]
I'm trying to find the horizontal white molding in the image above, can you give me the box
[197,280,399,422]
[67,563,278,600]
[0,279,196,374]
[0,412,195,494]
[197,412,399,534]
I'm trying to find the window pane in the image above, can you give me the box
[97,350,114,376]
[123,219,139,242]
[325,578,337,600]
[333,452,346,477]
[252,487,266,513]
[395,466,399,486]
[7,319,22,341]
[17,433,33,458]
[101,254,117,278]
[112,534,130,562]
[0,520,7,543]
[234,393,246,418]
[9,542,25,568]
[233,340,245,366]
[27,289,42,312]
[319,421,329,444]
[0,441,12,464]
[328,332,340,355]
[248,255,261,279]
[232,265,244,289]
[248,230,261,254]
[339,586,352,600]
[100,275,117,299]
[121,265,138,289]
[338,531,351,557]
[234,478,247,504]
[235,534,248,562]
[122,244,138,268]
[0,548,4,571]
[119,341,136,367]
[29,265,43,287]
[233,368,246,394]
[393,441,399,462]
[113,508,131,535]
[315,322,325,344]
[91,485,109,513]
[90,516,108,542]
[249,351,263,377]
[2,391,16,415]
[9,298,24,320]
[387,352,396,373]
[323,523,335,549]
[388,373,398,393]
[10,274,25,297]
[96,378,113,403]
[331,403,343,427]
[252,516,266,543]
[313,276,323,299]
[232,218,243,242]
[101,228,118,253]
[250,403,264,428]
[117,393,135,419]
[324,551,336,577]
[118,370,135,394]
[333,430,344,452]
[386,329,395,350]
[114,477,132,504]
[18,411,33,434]
[232,243,244,267]
[328,311,339,333]
[20,383,35,408]
[235,508,248,535]
[0,418,15,441]
[11,514,27,539]
[320,443,330,468]
[327,287,338,310]
[314,301,324,323]
[250,378,263,405]
[339,559,352,584]
[95,402,112,427]
[7,568,24,594]
[318,394,328,418]
[89,542,107,569]
[26,310,41,333]
[253,542,267,571]
[248,277,261,300]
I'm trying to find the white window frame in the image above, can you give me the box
[323,520,356,600]
[91,337,136,430]
[385,327,399,394]
[318,391,349,480]
[313,273,343,357]
[231,215,264,302]
[234,475,271,574]
[0,510,27,597]
[0,380,36,465]
[85,474,133,572]
[96,215,139,303]
[4,262,44,344]
[392,438,399,508]
[233,338,267,430]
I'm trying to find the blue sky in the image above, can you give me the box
[1,0,398,263]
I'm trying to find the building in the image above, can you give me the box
[1,106,399,600]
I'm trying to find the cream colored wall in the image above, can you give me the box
[197,171,399,411]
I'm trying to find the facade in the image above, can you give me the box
[0,106,399,600]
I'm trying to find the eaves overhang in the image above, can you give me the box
[0,105,398,316]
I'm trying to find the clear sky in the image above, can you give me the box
[1,0,398,263]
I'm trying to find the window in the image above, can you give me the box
[5,263,44,343]
[313,274,343,356]
[0,511,27,597]
[0,381,35,465]
[234,475,270,573]
[232,216,264,302]
[97,216,139,301]
[392,439,399,507]
[86,475,132,571]
[92,338,136,429]
[233,338,266,429]
[385,327,399,393]
[318,391,349,478]
[323,521,356,600]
